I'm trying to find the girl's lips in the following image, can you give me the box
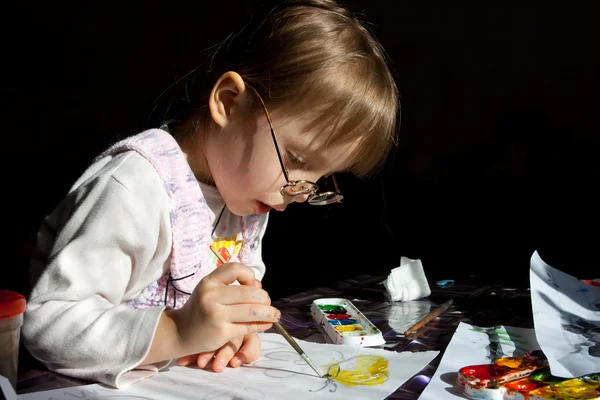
[254,200,272,215]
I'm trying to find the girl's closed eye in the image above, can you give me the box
[286,151,307,168]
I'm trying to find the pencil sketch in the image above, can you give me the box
[43,387,154,400]
[19,333,438,400]
[249,338,390,392]
[158,370,268,399]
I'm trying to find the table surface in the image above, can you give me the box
[16,273,534,398]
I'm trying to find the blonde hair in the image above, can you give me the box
[168,0,399,178]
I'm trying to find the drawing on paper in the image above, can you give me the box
[310,355,390,393]
[254,339,389,393]
[468,326,530,360]
[19,334,440,400]
[43,387,156,400]
[562,317,600,358]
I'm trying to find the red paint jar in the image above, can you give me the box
[0,290,27,389]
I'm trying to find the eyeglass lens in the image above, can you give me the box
[308,191,343,205]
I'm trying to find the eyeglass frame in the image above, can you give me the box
[244,82,344,206]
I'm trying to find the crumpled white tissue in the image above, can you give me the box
[383,256,431,301]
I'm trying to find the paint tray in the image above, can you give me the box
[310,298,385,346]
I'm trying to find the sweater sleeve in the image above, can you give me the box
[22,152,173,388]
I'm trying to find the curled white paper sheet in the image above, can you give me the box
[530,250,600,378]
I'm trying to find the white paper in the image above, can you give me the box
[0,375,17,400]
[19,333,439,400]
[530,250,600,378]
[419,322,541,399]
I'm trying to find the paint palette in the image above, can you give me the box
[311,298,385,347]
[458,354,549,389]
[463,373,600,400]
[458,356,600,400]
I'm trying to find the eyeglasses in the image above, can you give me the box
[245,83,344,206]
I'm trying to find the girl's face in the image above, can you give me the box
[204,102,357,216]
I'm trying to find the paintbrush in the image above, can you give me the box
[403,299,454,336]
[210,245,323,378]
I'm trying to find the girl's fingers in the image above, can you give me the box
[212,338,242,372]
[202,262,261,288]
[176,352,215,369]
[222,303,280,324]
[196,352,216,369]
[176,353,199,366]
[232,321,274,336]
[231,333,261,368]
[215,284,271,306]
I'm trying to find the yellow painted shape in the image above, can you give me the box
[326,355,389,387]
[335,325,363,332]
[212,236,243,255]
[495,357,523,369]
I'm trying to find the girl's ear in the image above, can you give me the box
[208,71,247,128]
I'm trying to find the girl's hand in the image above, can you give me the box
[173,262,279,357]
[177,332,261,371]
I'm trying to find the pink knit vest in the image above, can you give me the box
[96,129,263,309]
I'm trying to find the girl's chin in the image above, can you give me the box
[253,200,272,215]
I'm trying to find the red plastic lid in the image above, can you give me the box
[582,279,600,287]
[0,290,27,319]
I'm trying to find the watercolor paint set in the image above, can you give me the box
[310,298,385,347]
[457,352,600,400]
[457,353,550,390]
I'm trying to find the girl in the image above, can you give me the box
[22,0,400,389]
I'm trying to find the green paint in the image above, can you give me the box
[530,371,567,385]
[469,327,520,336]
[318,304,346,314]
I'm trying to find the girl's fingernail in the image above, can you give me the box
[230,357,240,367]
[198,357,208,368]
[214,359,225,370]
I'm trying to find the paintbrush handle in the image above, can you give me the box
[273,321,322,377]
[211,245,322,377]
[273,322,304,354]
[404,299,454,336]
[210,245,228,264]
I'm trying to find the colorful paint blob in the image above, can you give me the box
[325,313,353,320]
[317,304,346,314]
[501,372,558,398]
[524,375,600,400]
[328,319,359,326]
[317,304,364,333]
[460,360,600,400]
[325,355,389,387]
[335,325,363,332]
[458,355,549,389]
[311,298,386,346]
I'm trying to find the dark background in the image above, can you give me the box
[3,1,599,300]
